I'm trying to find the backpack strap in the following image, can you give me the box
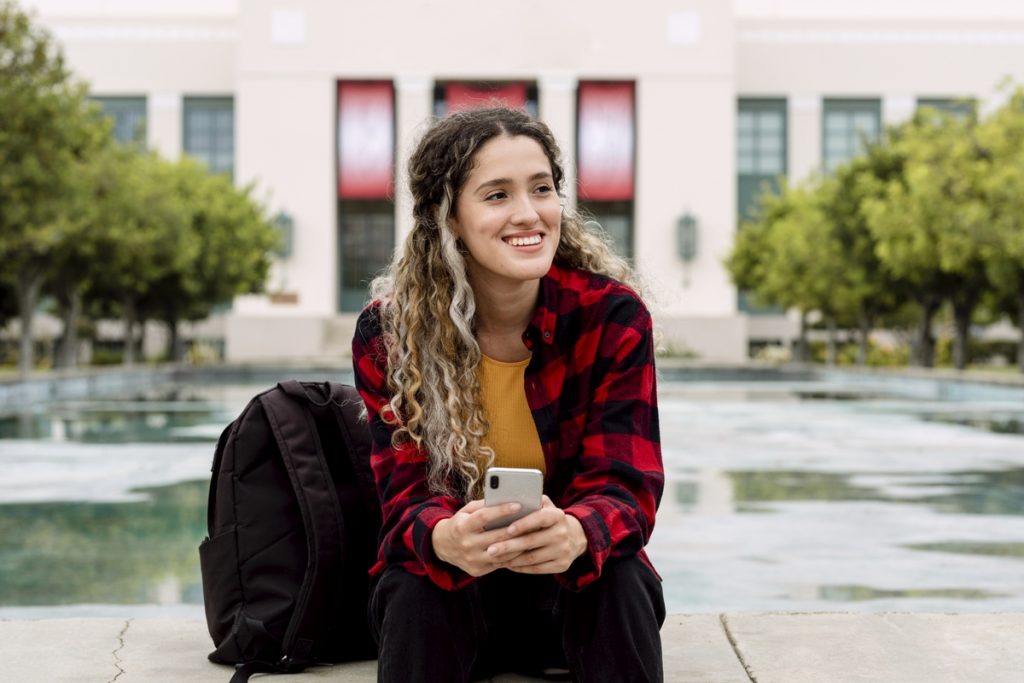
[257,386,345,672]
[328,382,379,512]
[278,380,376,511]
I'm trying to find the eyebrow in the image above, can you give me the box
[473,171,553,194]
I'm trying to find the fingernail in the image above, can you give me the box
[507,525,517,535]
[508,503,521,512]
[487,546,498,555]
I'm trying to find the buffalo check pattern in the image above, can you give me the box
[352,263,663,591]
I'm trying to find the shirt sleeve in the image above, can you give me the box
[351,304,476,591]
[557,293,664,590]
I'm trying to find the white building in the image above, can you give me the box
[23,0,1024,362]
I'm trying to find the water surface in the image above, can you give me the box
[1,374,1023,616]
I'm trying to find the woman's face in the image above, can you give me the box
[449,134,562,291]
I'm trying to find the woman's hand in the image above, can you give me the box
[485,496,589,575]
[431,499,527,577]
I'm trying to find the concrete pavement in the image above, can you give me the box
[2,612,1021,682]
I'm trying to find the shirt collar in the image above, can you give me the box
[522,263,562,350]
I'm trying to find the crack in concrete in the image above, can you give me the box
[108,618,133,683]
[719,614,758,683]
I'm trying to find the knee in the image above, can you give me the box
[574,556,666,625]
[370,567,483,641]
[600,557,664,603]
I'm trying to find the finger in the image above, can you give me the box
[506,559,565,575]
[540,495,555,508]
[471,501,523,527]
[506,507,560,536]
[487,526,557,561]
[459,499,487,514]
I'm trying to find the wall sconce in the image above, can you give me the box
[677,211,698,262]
[272,211,294,258]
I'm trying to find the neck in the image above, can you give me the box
[472,277,540,338]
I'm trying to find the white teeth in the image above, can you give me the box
[506,235,542,247]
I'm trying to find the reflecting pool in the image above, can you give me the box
[1,371,1023,616]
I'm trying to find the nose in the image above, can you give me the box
[509,193,541,225]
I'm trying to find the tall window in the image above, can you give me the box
[917,97,976,121]
[576,81,635,260]
[184,97,234,177]
[737,99,787,222]
[93,96,147,146]
[433,81,538,118]
[338,201,395,311]
[337,81,395,313]
[737,98,787,314]
[822,99,881,173]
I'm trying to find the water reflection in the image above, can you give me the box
[724,470,886,504]
[814,585,1010,601]
[708,468,1024,517]
[0,387,229,442]
[921,413,1024,435]
[0,481,206,606]
[904,542,1024,559]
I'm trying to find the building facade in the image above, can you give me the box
[24,0,1024,361]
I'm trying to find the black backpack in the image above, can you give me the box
[199,380,381,682]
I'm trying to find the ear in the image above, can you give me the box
[446,213,463,240]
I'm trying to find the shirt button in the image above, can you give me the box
[543,331,551,339]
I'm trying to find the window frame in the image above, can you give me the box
[821,98,882,174]
[183,96,235,178]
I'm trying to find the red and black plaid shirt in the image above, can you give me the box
[352,263,663,591]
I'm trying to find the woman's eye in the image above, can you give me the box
[534,185,553,194]
[485,191,507,201]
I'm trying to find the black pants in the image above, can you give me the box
[370,556,666,683]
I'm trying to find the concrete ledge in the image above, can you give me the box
[3,612,1021,682]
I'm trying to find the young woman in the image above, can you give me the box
[352,107,665,683]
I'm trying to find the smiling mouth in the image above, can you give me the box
[504,235,543,247]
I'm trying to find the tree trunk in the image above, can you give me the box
[795,311,809,362]
[56,289,83,369]
[15,273,43,379]
[951,298,975,371]
[825,314,837,366]
[857,309,872,367]
[123,297,138,366]
[912,299,939,368]
[1018,293,1024,375]
[165,318,184,363]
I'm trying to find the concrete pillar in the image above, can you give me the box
[148,92,182,160]
[538,73,577,208]
[394,75,434,248]
[788,95,821,182]
[883,94,916,128]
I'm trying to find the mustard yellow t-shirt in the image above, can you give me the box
[478,354,546,473]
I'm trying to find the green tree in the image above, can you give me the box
[140,158,278,361]
[822,138,911,365]
[863,110,994,369]
[46,143,121,368]
[83,150,194,365]
[727,179,845,362]
[0,1,109,376]
[977,87,1024,373]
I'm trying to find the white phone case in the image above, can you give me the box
[483,467,543,530]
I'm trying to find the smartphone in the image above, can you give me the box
[483,467,543,530]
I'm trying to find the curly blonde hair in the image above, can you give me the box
[371,107,637,500]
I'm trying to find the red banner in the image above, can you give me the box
[577,82,635,201]
[337,81,394,199]
[445,82,528,113]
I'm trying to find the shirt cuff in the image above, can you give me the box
[557,505,610,590]
[414,505,478,591]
